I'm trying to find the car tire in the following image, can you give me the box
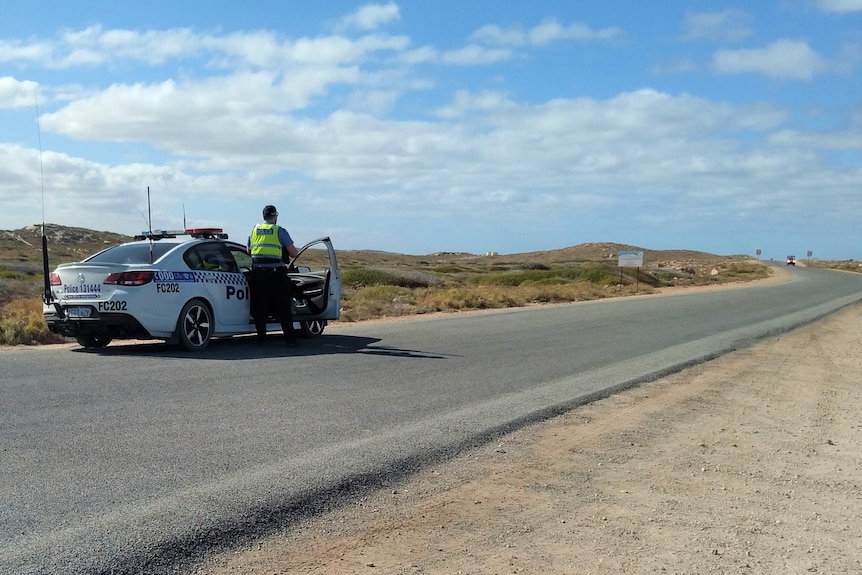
[76,334,112,348]
[177,298,213,351]
[300,319,326,338]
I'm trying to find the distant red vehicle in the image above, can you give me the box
[786,255,796,266]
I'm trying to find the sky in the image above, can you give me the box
[1,1,861,260]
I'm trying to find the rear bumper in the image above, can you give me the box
[45,308,152,340]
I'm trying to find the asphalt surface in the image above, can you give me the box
[2,264,861,574]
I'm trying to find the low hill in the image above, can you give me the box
[0,224,131,266]
[0,225,741,269]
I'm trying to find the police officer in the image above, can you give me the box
[248,205,300,346]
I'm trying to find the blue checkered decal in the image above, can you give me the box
[154,271,246,285]
[193,271,247,284]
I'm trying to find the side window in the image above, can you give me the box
[217,244,239,273]
[183,246,204,270]
[183,243,240,272]
[231,247,253,272]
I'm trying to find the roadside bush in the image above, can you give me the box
[416,286,523,311]
[339,285,417,322]
[431,264,464,274]
[0,298,64,345]
[341,268,432,289]
[581,266,615,285]
[519,263,550,271]
[722,263,769,279]
[0,269,29,280]
[472,268,581,287]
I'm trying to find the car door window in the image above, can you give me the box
[184,243,239,272]
[230,247,253,273]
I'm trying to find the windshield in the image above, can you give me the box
[84,242,177,264]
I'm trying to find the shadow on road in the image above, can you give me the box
[70,333,451,360]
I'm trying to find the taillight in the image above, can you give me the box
[50,273,61,286]
[104,271,154,286]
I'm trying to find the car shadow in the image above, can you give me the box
[72,334,451,360]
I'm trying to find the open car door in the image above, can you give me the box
[287,237,342,336]
[230,236,341,338]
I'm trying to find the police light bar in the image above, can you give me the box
[134,228,228,240]
[134,230,179,240]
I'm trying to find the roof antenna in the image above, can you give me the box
[35,88,54,307]
[147,186,154,264]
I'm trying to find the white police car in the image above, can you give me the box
[43,228,341,351]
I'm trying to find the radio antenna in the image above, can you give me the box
[35,88,53,305]
[147,186,154,264]
[35,90,46,231]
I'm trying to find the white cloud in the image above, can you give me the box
[528,18,621,44]
[0,39,53,65]
[440,44,513,66]
[346,89,399,116]
[399,45,437,64]
[471,18,621,47]
[0,25,408,71]
[334,2,400,32]
[682,10,753,42]
[0,77,40,109]
[816,0,862,13]
[22,87,792,201]
[433,90,516,119]
[58,26,204,66]
[6,80,859,256]
[38,68,363,150]
[713,40,826,80]
[652,58,697,75]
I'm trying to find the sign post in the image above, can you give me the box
[618,250,644,292]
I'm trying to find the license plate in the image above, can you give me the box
[66,306,92,318]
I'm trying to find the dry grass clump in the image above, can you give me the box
[808,260,862,272]
[0,298,64,345]
[337,281,650,322]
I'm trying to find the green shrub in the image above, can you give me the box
[519,263,550,271]
[342,268,431,288]
[472,268,582,287]
[432,264,463,274]
[0,266,32,280]
[581,266,614,285]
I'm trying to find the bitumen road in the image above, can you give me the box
[2,264,861,574]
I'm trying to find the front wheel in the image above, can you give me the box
[76,334,112,348]
[177,299,213,351]
[300,319,326,338]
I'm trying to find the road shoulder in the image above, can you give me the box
[193,301,862,574]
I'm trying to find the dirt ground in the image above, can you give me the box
[192,270,862,575]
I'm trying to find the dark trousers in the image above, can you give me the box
[251,267,296,341]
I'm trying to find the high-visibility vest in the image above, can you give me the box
[250,223,283,264]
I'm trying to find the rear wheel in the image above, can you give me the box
[76,334,112,348]
[300,319,326,338]
[177,299,213,351]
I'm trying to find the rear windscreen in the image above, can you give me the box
[84,243,176,264]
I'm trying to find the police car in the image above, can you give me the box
[43,228,341,351]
